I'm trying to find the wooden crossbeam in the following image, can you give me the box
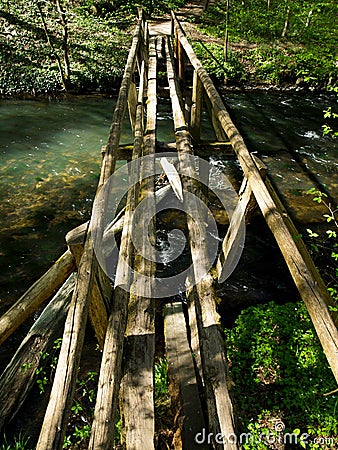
[0,250,74,346]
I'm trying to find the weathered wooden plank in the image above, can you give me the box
[165,35,238,450]
[177,38,184,80]
[36,234,97,450]
[163,140,234,160]
[172,13,338,383]
[128,80,138,133]
[66,224,109,348]
[66,223,111,344]
[216,157,267,282]
[99,18,142,191]
[114,141,233,160]
[120,38,157,450]
[160,156,183,202]
[88,60,147,450]
[164,302,207,449]
[185,277,204,386]
[0,250,75,346]
[36,19,144,450]
[204,92,228,141]
[216,176,249,283]
[0,274,75,431]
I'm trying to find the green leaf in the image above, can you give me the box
[306,229,319,238]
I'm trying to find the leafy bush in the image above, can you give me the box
[0,0,133,96]
[193,41,245,83]
[199,0,338,88]
[245,46,294,84]
[225,301,338,449]
[293,50,338,87]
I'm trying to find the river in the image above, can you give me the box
[0,92,337,311]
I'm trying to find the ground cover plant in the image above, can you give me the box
[225,300,338,449]
[0,0,185,96]
[196,0,337,88]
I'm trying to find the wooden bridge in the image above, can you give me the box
[0,10,337,450]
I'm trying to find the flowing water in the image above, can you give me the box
[0,96,131,311]
[0,93,337,311]
[222,91,338,221]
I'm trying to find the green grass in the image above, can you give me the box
[197,0,337,88]
[0,434,31,450]
[225,300,338,449]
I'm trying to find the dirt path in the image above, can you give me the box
[149,0,219,41]
[175,0,208,20]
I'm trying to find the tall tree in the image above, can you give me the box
[282,1,292,37]
[37,0,71,91]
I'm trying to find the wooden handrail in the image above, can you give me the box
[171,11,338,383]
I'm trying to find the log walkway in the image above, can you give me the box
[0,9,337,450]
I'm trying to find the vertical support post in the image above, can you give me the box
[177,38,184,80]
[204,92,228,141]
[190,69,203,142]
[127,80,137,133]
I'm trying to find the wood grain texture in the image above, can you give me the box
[0,274,75,431]
[0,250,74,346]
[165,35,238,450]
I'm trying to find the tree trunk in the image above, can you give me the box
[0,250,74,345]
[37,0,70,91]
[305,8,313,28]
[282,3,291,37]
[224,0,230,63]
[56,0,71,85]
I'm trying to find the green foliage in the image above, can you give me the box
[35,366,48,394]
[193,42,245,83]
[293,49,337,86]
[245,46,293,84]
[62,369,121,448]
[155,357,169,396]
[323,105,338,138]
[63,371,98,448]
[0,434,31,450]
[154,357,170,415]
[0,0,133,96]
[200,0,338,88]
[306,187,338,305]
[225,301,338,449]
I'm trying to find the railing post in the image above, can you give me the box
[190,69,203,142]
[177,39,184,80]
[127,79,137,133]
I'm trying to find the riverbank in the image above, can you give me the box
[1,0,337,98]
